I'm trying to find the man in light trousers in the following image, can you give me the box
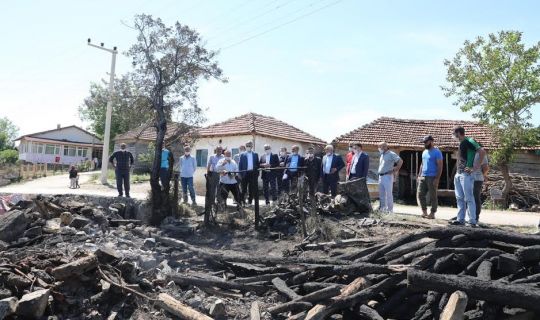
[178,146,197,205]
[451,126,485,227]
[377,142,403,213]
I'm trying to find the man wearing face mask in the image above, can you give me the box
[277,147,289,194]
[377,142,403,213]
[305,146,322,198]
[417,136,443,219]
[284,145,305,191]
[216,150,241,208]
[178,146,197,205]
[239,141,259,206]
[259,144,279,205]
[321,145,345,197]
[348,143,369,180]
[451,126,485,227]
[204,145,224,219]
[345,143,354,180]
[109,143,134,198]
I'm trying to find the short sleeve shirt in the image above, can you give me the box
[378,151,401,174]
[473,153,489,181]
[161,149,170,169]
[458,137,481,172]
[421,148,443,177]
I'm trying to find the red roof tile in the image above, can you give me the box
[332,117,498,150]
[195,113,327,145]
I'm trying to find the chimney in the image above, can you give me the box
[57,124,61,129]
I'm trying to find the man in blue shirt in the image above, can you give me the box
[284,145,304,191]
[160,145,174,192]
[239,141,259,206]
[417,135,443,219]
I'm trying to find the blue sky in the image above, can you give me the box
[1,0,539,142]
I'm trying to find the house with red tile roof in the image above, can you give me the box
[114,113,327,185]
[333,117,540,202]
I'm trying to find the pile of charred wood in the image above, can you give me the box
[484,172,540,210]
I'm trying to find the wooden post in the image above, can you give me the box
[254,174,260,229]
[410,153,413,193]
[298,175,307,237]
[446,153,450,189]
[173,173,179,216]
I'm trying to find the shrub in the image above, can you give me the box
[0,149,18,164]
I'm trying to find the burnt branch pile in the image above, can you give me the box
[0,194,539,319]
[484,172,540,210]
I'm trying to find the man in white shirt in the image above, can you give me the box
[377,142,403,213]
[216,150,241,208]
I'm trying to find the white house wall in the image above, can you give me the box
[187,135,321,192]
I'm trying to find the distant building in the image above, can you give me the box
[332,117,540,201]
[15,125,103,166]
[114,113,327,188]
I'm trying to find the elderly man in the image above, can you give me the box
[109,143,134,198]
[284,145,305,191]
[305,147,322,198]
[178,146,197,205]
[417,136,443,219]
[259,144,279,205]
[239,141,259,206]
[348,143,369,180]
[377,142,403,213]
[277,147,289,195]
[234,145,246,165]
[216,150,241,208]
[321,145,345,197]
[203,145,224,219]
[451,126,485,227]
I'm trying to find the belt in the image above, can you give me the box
[379,171,393,176]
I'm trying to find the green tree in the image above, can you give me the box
[0,149,18,164]
[78,75,154,149]
[0,117,19,151]
[127,14,225,225]
[443,30,540,204]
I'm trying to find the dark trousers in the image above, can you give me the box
[322,173,338,197]
[417,176,438,213]
[159,167,170,190]
[307,178,319,197]
[204,172,220,214]
[115,170,130,196]
[277,171,289,194]
[241,171,258,203]
[262,173,277,202]
[220,183,241,204]
[474,181,483,221]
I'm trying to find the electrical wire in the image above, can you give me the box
[219,0,343,50]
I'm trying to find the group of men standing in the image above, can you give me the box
[110,125,488,229]
[416,126,487,227]
[195,142,370,217]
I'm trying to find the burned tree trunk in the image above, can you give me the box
[150,100,170,226]
[407,269,540,313]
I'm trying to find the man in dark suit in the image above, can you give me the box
[305,146,322,198]
[277,147,289,195]
[109,143,134,197]
[259,144,279,205]
[284,145,305,192]
[348,143,369,180]
[321,144,345,197]
[239,141,259,206]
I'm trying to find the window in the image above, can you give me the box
[32,143,44,154]
[196,149,208,167]
[45,144,60,155]
[64,146,76,157]
[77,147,88,158]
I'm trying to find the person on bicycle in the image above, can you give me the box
[216,150,241,208]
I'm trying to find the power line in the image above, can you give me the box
[205,0,297,42]
[219,0,343,50]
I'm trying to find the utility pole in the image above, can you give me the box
[87,39,117,184]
